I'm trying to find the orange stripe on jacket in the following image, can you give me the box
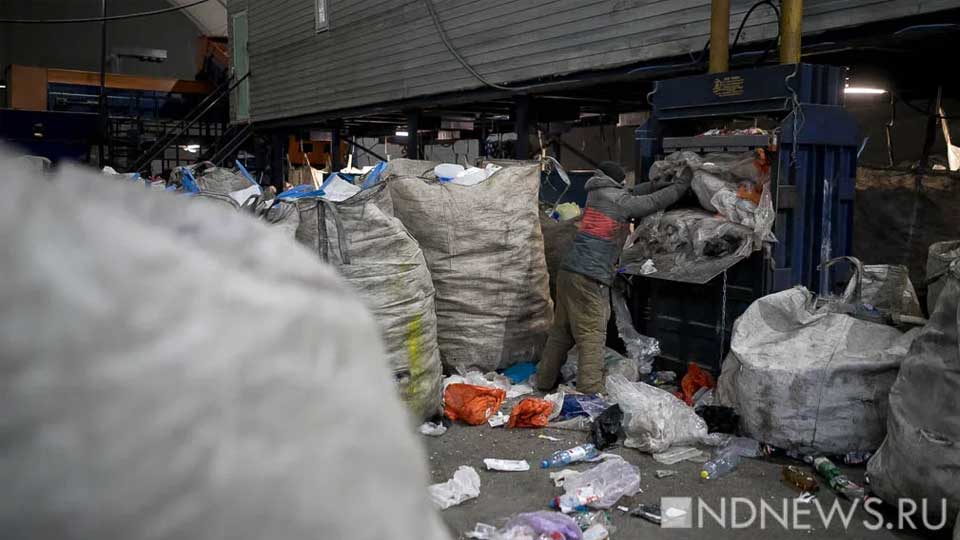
[579,207,622,240]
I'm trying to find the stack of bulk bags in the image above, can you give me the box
[383,159,553,372]
[0,149,450,540]
[293,183,443,420]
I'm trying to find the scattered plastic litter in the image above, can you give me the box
[552,487,600,513]
[538,434,563,442]
[782,465,819,492]
[843,450,873,465]
[700,446,743,480]
[444,370,532,400]
[655,469,678,479]
[549,416,593,432]
[644,370,677,386]
[503,362,537,384]
[559,394,609,420]
[550,469,580,487]
[589,405,623,450]
[797,492,817,503]
[444,384,507,425]
[718,436,762,458]
[814,457,866,500]
[504,511,582,540]
[679,363,715,406]
[652,446,702,465]
[483,459,530,472]
[465,512,582,540]
[582,524,610,540]
[418,421,447,437]
[428,465,481,509]
[639,259,657,275]
[573,510,614,531]
[508,397,555,428]
[488,411,509,428]
[616,506,630,512]
[465,523,499,539]
[556,456,641,511]
[605,374,720,453]
[611,289,660,375]
[541,443,600,469]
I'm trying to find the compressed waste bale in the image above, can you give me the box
[717,286,918,455]
[868,259,960,522]
[927,240,960,314]
[295,183,442,419]
[386,159,553,372]
[0,149,450,540]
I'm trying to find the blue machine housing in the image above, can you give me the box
[631,63,859,373]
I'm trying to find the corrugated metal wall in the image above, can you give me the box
[239,0,959,123]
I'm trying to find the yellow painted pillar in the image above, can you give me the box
[709,0,731,73]
[780,0,803,64]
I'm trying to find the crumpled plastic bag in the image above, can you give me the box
[508,397,555,428]
[561,455,641,509]
[679,363,715,406]
[590,404,624,450]
[605,374,720,453]
[444,384,506,425]
[466,511,582,540]
[429,465,481,509]
[445,370,532,400]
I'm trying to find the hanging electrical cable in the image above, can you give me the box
[422,0,576,92]
[0,0,211,24]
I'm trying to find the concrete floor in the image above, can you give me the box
[423,417,948,539]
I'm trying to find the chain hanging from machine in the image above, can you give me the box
[784,64,806,169]
[718,269,729,363]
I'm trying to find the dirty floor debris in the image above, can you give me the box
[424,423,925,539]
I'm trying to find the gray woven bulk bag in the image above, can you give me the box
[868,259,960,522]
[294,183,442,419]
[928,240,960,314]
[0,150,450,540]
[385,160,553,372]
[716,286,916,455]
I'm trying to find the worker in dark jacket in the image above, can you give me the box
[537,161,691,394]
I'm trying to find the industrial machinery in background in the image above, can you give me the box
[630,62,859,374]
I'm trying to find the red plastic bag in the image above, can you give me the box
[507,397,555,428]
[444,384,506,425]
[679,362,715,406]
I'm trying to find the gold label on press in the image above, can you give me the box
[713,76,745,97]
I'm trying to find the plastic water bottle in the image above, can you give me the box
[541,443,599,469]
[700,448,742,480]
[813,457,866,500]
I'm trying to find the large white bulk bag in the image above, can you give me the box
[384,159,553,372]
[294,183,443,419]
[0,150,449,540]
[717,286,916,455]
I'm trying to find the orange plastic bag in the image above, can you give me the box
[507,397,555,428]
[680,362,715,406]
[444,384,506,425]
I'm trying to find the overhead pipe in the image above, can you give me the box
[780,0,803,64]
[709,0,731,73]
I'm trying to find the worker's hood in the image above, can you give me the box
[584,173,622,191]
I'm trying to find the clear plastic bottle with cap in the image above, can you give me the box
[700,447,742,480]
[541,443,599,469]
